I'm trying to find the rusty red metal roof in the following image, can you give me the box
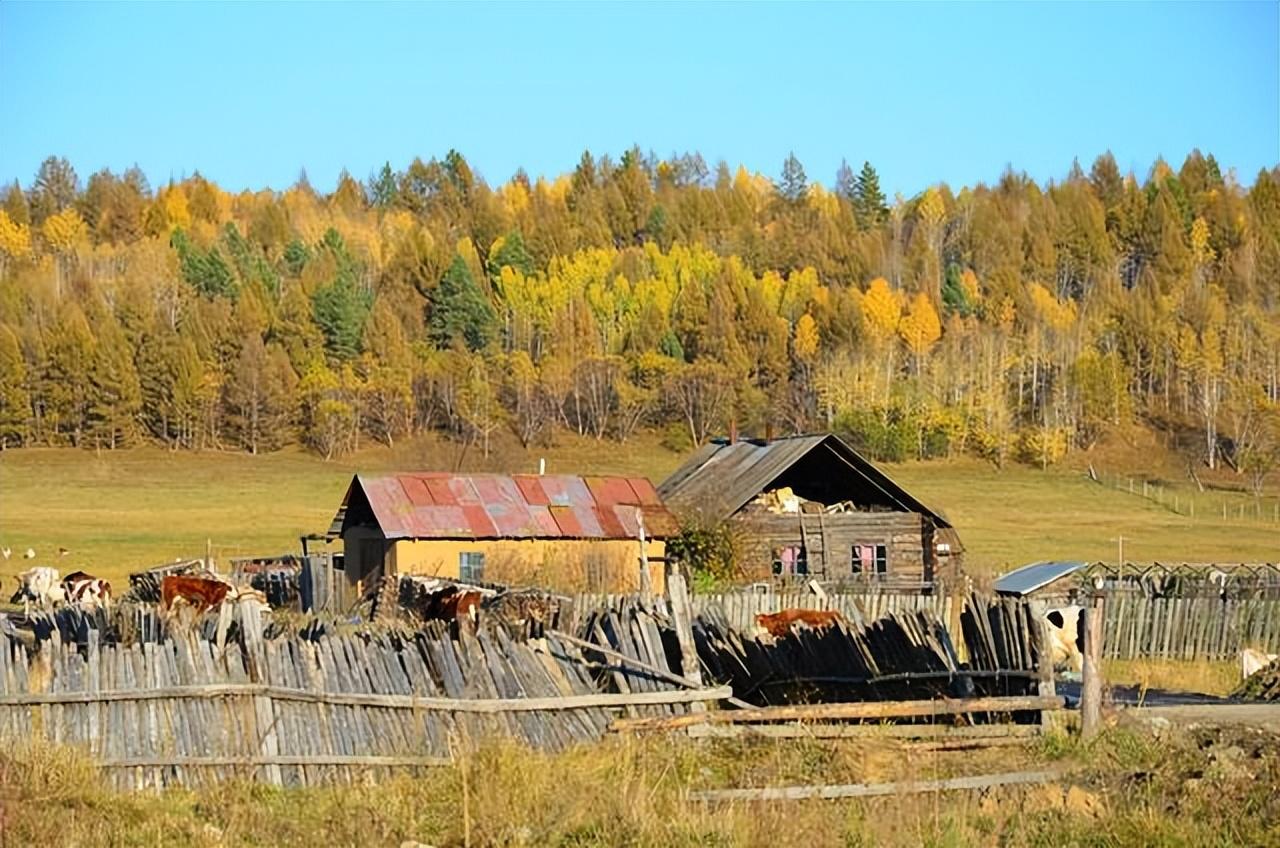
[337,473,679,541]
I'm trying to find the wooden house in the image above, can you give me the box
[658,433,963,587]
[331,473,677,595]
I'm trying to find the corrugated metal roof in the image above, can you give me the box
[993,560,1088,596]
[335,473,678,541]
[657,433,954,527]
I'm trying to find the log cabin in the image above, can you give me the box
[658,433,963,588]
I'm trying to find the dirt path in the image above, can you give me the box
[1123,703,1280,729]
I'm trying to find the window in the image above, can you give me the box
[459,551,485,583]
[771,545,808,576]
[852,544,888,575]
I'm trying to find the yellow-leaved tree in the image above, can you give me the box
[41,208,87,298]
[898,292,942,370]
[0,210,33,274]
[917,187,946,302]
[859,277,903,397]
[1190,216,1215,284]
[860,277,901,346]
[793,312,819,365]
[42,208,86,254]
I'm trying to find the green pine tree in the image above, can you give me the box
[778,152,808,203]
[430,255,497,352]
[368,162,398,209]
[853,161,888,227]
[311,229,372,361]
[487,230,536,278]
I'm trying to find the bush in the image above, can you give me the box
[1016,426,1072,468]
[667,522,738,588]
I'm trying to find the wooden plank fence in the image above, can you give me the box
[571,590,952,635]
[1103,595,1280,660]
[0,600,727,790]
[576,588,1280,663]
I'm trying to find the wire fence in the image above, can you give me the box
[1091,469,1280,525]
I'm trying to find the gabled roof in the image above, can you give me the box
[657,433,953,527]
[334,473,678,541]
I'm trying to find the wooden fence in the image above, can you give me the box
[1103,595,1280,660]
[0,600,725,790]
[572,590,953,635]
[576,588,1280,663]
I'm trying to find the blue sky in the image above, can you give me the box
[1,2,1276,196]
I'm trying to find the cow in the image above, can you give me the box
[1242,648,1278,680]
[436,590,483,623]
[160,574,232,615]
[755,608,844,638]
[9,567,66,614]
[61,570,112,609]
[1044,605,1085,674]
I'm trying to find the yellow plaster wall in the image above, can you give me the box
[387,538,666,593]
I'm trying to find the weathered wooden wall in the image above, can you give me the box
[731,512,934,583]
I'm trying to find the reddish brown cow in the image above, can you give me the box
[755,609,844,638]
[434,590,483,622]
[161,575,231,614]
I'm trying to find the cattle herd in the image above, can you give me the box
[4,566,268,619]
[8,566,111,614]
[0,559,1097,681]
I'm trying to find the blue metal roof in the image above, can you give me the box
[993,560,1088,596]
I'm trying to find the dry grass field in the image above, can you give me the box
[1,724,1277,847]
[1,430,1277,588]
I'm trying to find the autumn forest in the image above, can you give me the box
[0,150,1277,488]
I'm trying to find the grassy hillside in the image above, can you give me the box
[1,432,1277,588]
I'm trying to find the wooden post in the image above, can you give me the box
[666,570,705,713]
[636,508,652,598]
[1028,599,1056,732]
[239,597,282,785]
[1081,592,1105,739]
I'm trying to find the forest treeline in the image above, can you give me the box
[0,149,1277,489]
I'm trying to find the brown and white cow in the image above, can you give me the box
[755,608,844,638]
[61,570,112,609]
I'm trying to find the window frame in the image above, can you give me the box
[852,543,888,576]
[771,544,809,576]
[459,551,486,583]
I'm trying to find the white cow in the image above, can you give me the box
[1242,648,1278,680]
[1044,604,1085,674]
[9,567,66,614]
